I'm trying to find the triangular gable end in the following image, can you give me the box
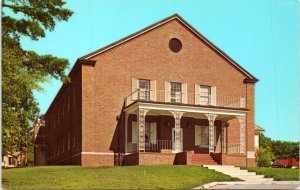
[80,14,258,83]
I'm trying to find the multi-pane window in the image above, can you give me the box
[138,79,150,100]
[199,126,209,146]
[171,82,182,103]
[200,85,211,105]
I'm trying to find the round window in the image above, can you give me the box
[169,38,182,53]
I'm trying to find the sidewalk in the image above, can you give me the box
[194,181,300,189]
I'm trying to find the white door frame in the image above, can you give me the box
[172,128,183,152]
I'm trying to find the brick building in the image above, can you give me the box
[41,14,259,166]
[34,116,47,166]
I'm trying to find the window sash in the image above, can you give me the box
[170,82,182,102]
[199,126,209,146]
[138,79,150,100]
[200,85,211,105]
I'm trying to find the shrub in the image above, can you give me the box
[256,147,275,167]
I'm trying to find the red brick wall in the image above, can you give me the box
[139,152,176,165]
[227,119,240,144]
[123,152,139,166]
[222,155,247,166]
[84,19,250,162]
[174,152,187,165]
[81,154,115,166]
[44,18,255,166]
[246,83,256,166]
[45,63,83,165]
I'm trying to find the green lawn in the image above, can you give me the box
[2,165,237,189]
[241,167,299,181]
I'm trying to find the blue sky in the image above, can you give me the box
[21,0,299,141]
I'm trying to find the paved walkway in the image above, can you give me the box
[203,165,274,182]
[195,181,300,189]
[196,165,299,189]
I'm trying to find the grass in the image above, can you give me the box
[241,167,299,181]
[2,165,238,189]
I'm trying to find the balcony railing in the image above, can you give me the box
[125,89,246,109]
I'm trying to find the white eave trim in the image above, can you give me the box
[84,17,176,60]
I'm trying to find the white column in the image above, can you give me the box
[137,108,149,152]
[236,115,246,154]
[205,113,218,154]
[171,111,184,153]
[124,114,129,153]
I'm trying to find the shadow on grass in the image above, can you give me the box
[2,178,8,185]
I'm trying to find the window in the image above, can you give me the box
[200,126,209,146]
[170,82,182,103]
[169,38,182,53]
[144,123,151,143]
[196,126,209,147]
[138,79,150,100]
[200,85,211,105]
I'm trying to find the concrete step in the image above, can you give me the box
[204,165,238,169]
[203,165,274,183]
[231,174,265,178]
[222,172,257,176]
[210,168,247,172]
[193,162,218,165]
[242,178,274,182]
[193,160,217,162]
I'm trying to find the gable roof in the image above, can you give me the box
[80,14,258,83]
[255,124,265,132]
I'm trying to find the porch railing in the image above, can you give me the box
[125,89,246,109]
[145,140,173,152]
[127,140,173,152]
[222,143,241,154]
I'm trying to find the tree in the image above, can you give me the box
[259,133,272,149]
[259,133,299,164]
[271,140,299,160]
[2,0,73,155]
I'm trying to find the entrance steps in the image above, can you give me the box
[203,165,274,182]
[191,154,218,165]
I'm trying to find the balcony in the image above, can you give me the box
[125,89,246,109]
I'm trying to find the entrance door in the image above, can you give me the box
[172,128,183,152]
